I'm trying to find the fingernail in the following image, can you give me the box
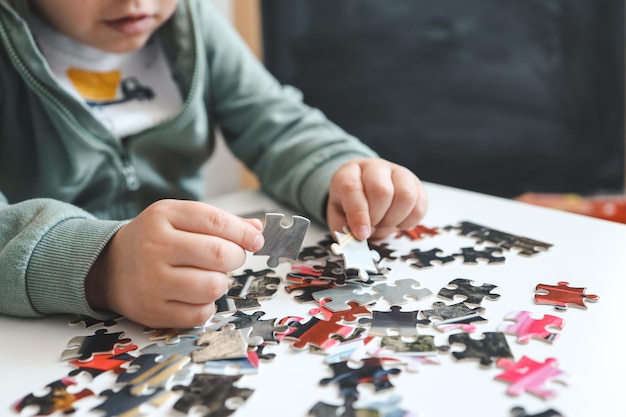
[354,226,370,240]
[252,234,265,252]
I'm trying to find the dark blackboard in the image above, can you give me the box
[261,0,624,197]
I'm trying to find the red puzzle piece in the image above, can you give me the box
[282,316,356,350]
[534,281,599,310]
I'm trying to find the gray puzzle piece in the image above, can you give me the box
[254,213,310,267]
[313,283,379,312]
[372,278,433,306]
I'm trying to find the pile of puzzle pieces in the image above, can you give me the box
[12,216,599,417]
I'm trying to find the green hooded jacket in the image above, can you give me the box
[0,0,376,319]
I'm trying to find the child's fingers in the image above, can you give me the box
[161,269,230,305]
[154,301,218,329]
[167,233,248,272]
[331,163,371,239]
[360,162,394,226]
[149,200,265,252]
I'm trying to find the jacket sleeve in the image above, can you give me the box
[194,1,378,224]
[0,192,125,319]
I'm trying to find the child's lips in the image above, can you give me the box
[103,15,154,35]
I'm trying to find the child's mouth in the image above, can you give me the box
[104,15,154,36]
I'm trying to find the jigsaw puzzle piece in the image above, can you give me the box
[254,213,310,267]
[395,224,440,240]
[206,310,288,344]
[215,294,260,314]
[534,281,599,310]
[116,353,191,395]
[192,325,263,362]
[379,334,448,356]
[68,343,138,378]
[172,374,253,417]
[445,221,553,255]
[309,300,372,323]
[498,310,564,343]
[313,283,378,312]
[452,247,506,264]
[13,378,94,416]
[285,276,335,303]
[358,306,429,337]
[401,247,455,269]
[496,356,572,399]
[448,331,513,366]
[228,268,281,300]
[69,315,120,329]
[61,329,132,362]
[509,406,564,417]
[93,385,175,417]
[283,316,356,350]
[438,278,501,305]
[372,278,433,306]
[142,326,204,345]
[331,227,380,280]
[140,337,201,361]
[420,301,486,333]
[319,358,401,401]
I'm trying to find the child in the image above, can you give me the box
[0,0,427,329]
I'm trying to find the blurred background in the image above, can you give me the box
[210,0,626,222]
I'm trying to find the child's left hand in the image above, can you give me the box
[326,158,428,241]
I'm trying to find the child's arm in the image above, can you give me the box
[0,193,125,319]
[85,199,264,329]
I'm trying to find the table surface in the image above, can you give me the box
[2,182,625,417]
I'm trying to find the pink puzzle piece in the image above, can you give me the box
[496,356,572,399]
[498,310,564,343]
[534,281,599,310]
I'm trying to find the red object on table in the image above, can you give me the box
[515,193,626,224]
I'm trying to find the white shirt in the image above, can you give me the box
[29,16,184,139]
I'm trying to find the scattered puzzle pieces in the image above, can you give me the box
[534,281,599,310]
[254,213,310,267]
[445,221,553,256]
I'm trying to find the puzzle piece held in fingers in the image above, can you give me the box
[254,213,310,267]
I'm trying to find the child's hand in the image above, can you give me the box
[85,200,265,329]
[326,158,428,241]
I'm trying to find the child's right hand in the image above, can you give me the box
[85,200,265,329]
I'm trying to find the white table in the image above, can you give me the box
[2,182,625,417]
